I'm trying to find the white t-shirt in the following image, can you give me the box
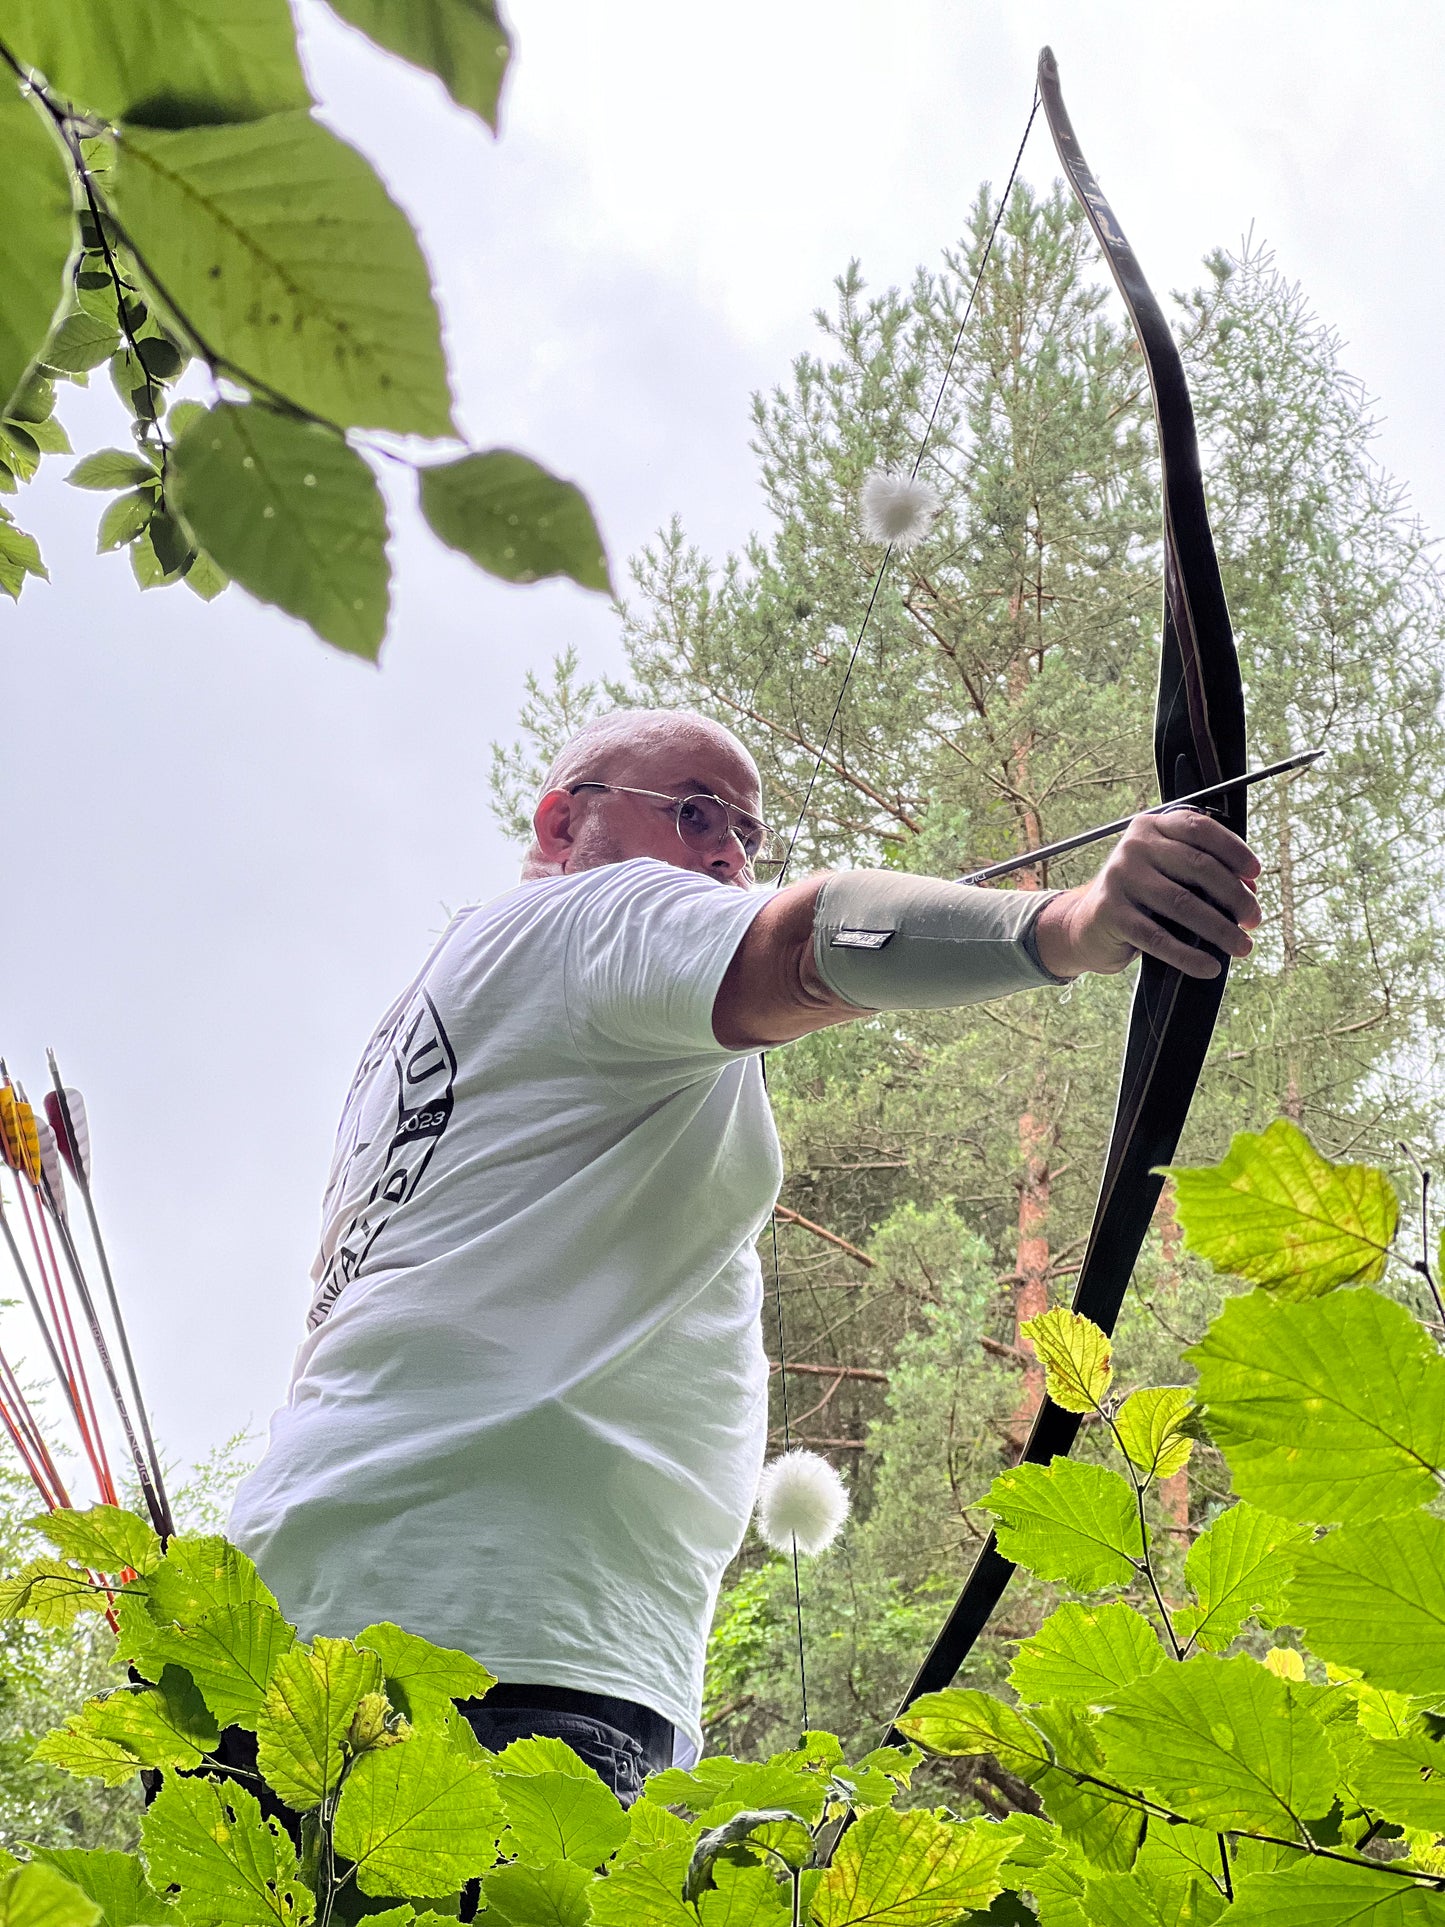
[228,859,779,1762]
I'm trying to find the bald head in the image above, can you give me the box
[524,708,765,886]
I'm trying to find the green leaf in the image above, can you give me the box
[141,1776,313,1927]
[0,518,49,599]
[1289,1514,1445,1698]
[68,450,157,492]
[811,1807,1016,1925]
[45,1666,218,1776]
[169,402,390,657]
[146,1534,281,1622]
[1025,1703,1145,1873]
[332,1710,504,1896]
[42,310,121,375]
[895,1691,1052,1781]
[587,1846,693,1927]
[29,1851,178,1927]
[1081,1869,1226,1926]
[1164,1120,1397,1297]
[981,1458,1143,1590]
[18,412,71,453]
[31,1728,144,1789]
[114,114,453,435]
[645,1756,828,1827]
[97,489,157,551]
[496,1743,629,1868]
[1113,1388,1193,1482]
[419,450,612,593]
[0,85,74,417]
[183,548,230,602]
[125,1601,296,1729]
[1009,1601,1164,1706]
[1186,1288,1445,1524]
[1098,1653,1337,1834]
[1171,1502,1310,1653]
[2,0,310,126]
[9,371,56,422]
[1018,1309,1112,1413]
[1348,1732,1445,1833]
[354,1621,496,1724]
[684,1810,812,1899]
[0,1865,100,1927]
[480,1859,595,1926]
[321,0,512,130]
[0,1558,108,1626]
[1022,1851,1089,1927]
[695,1863,790,1923]
[1226,1859,1442,1924]
[620,1799,697,1861]
[130,527,183,589]
[255,1635,385,1811]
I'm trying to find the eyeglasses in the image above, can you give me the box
[565,781,785,871]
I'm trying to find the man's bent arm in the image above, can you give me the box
[712,810,1262,1050]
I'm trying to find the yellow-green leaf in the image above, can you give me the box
[1009,1601,1164,1707]
[1114,1386,1193,1482]
[141,1776,314,1927]
[255,1636,385,1811]
[355,1622,496,1725]
[0,1559,112,1628]
[29,1850,179,1927]
[0,1864,100,1927]
[1018,1307,1112,1413]
[1163,1119,1397,1298]
[332,1711,503,1896]
[811,1806,1015,1925]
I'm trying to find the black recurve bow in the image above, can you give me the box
[888,45,1249,1730]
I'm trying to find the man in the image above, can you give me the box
[230,706,1260,1799]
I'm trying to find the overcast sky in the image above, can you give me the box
[2,0,1441,1487]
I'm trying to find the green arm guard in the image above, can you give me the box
[812,870,1068,1011]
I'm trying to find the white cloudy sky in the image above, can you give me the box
[1,0,1441,1486]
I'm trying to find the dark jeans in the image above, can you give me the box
[159,1684,675,1845]
[457,1682,675,1804]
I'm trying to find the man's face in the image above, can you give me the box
[537,729,768,888]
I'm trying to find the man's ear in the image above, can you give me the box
[532,788,578,866]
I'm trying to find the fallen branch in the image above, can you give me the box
[774,1205,875,1268]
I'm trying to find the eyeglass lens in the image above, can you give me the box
[675,794,767,861]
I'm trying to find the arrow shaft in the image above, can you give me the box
[957,749,1321,887]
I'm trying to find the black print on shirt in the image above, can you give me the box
[307,990,457,1330]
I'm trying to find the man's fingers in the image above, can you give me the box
[1130,831,1262,932]
[1113,905,1224,980]
[1152,806,1262,881]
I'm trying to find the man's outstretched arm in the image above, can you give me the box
[712,809,1261,1050]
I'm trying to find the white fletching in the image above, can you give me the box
[35,1116,68,1223]
[755,1449,850,1556]
[859,468,941,550]
[58,1087,91,1183]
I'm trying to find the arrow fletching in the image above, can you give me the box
[0,1085,42,1188]
[34,1114,69,1224]
[44,1087,91,1185]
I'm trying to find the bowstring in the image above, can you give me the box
[760,89,1041,1741]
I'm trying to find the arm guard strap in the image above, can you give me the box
[812,870,1068,1012]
